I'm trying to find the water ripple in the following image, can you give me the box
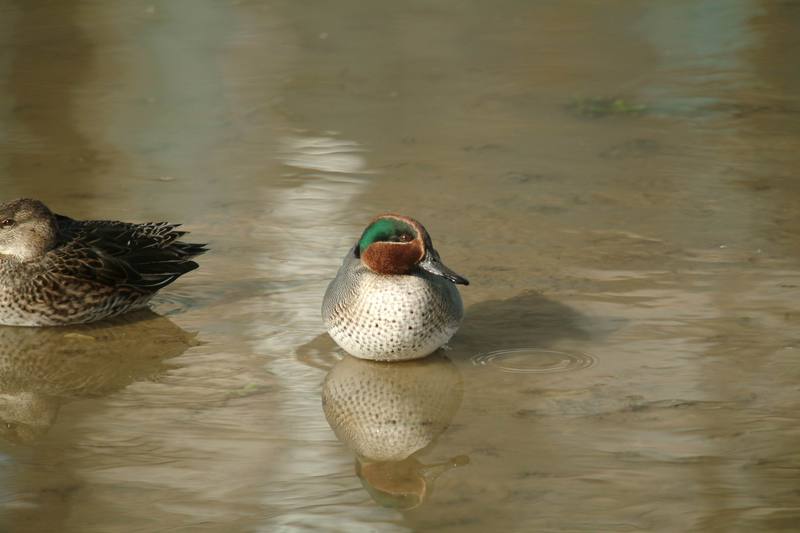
[471,348,596,374]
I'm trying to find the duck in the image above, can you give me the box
[322,213,468,361]
[322,353,464,460]
[0,309,196,442]
[322,352,468,509]
[0,198,206,326]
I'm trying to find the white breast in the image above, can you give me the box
[324,269,463,361]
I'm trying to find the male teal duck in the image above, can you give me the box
[322,214,468,361]
[0,198,206,326]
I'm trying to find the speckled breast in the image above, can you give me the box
[323,264,463,361]
[322,353,464,461]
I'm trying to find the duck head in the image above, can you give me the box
[355,214,469,285]
[0,199,58,261]
[356,454,470,510]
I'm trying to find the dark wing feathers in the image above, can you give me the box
[51,214,207,292]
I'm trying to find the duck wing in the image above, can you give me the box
[48,215,207,292]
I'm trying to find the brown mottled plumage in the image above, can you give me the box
[0,198,206,326]
[0,310,196,442]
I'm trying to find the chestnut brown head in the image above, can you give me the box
[355,214,468,285]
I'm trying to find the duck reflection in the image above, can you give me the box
[322,353,468,509]
[0,310,197,443]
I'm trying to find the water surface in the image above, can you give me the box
[0,1,798,531]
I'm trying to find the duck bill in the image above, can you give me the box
[419,254,469,285]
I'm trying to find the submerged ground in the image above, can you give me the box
[0,1,798,531]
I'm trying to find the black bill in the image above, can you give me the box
[419,253,469,285]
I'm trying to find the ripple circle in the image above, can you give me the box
[471,348,596,374]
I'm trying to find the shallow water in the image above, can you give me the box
[0,1,799,531]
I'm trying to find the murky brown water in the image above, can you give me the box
[0,0,799,531]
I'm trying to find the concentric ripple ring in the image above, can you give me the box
[471,348,596,374]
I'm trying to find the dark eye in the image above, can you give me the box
[0,219,14,228]
[398,233,413,242]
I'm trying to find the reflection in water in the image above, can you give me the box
[356,455,469,511]
[279,135,367,174]
[322,354,467,509]
[1,0,104,201]
[0,311,195,443]
[638,0,760,116]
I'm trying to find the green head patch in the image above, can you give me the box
[358,218,417,255]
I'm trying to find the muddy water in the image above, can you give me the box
[0,0,798,531]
